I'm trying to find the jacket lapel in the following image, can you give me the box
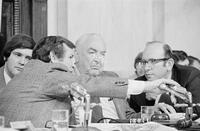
[113,98,126,119]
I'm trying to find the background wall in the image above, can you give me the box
[48,0,200,77]
[164,0,200,57]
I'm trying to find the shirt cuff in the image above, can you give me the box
[154,94,162,105]
[127,79,145,96]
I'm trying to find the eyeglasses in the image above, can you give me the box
[140,58,170,66]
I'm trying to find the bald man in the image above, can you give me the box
[74,33,130,122]
[129,41,200,116]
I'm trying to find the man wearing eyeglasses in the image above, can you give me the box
[129,41,200,116]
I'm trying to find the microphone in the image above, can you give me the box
[84,94,90,128]
[70,82,91,128]
[176,119,192,129]
[159,84,189,103]
[70,82,88,100]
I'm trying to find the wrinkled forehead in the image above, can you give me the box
[78,36,106,53]
[86,38,106,52]
[142,43,165,59]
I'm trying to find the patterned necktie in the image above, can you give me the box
[90,96,103,123]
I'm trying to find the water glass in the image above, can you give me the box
[141,106,155,122]
[51,110,69,131]
[0,116,4,127]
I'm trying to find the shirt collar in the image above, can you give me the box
[4,66,12,84]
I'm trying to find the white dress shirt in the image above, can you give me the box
[100,97,119,121]
[72,79,147,124]
[127,79,145,96]
[4,67,11,85]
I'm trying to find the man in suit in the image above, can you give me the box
[74,33,131,123]
[0,34,36,91]
[0,36,180,127]
[129,41,200,115]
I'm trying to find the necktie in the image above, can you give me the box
[90,96,103,123]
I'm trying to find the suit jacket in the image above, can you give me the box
[0,66,6,92]
[129,64,200,114]
[90,71,129,122]
[0,60,129,127]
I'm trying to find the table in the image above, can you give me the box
[8,121,200,131]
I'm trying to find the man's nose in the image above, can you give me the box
[94,54,103,62]
[19,57,27,65]
[144,63,152,71]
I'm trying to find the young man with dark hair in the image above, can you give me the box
[0,34,36,89]
[32,36,77,73]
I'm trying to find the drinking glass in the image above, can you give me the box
[141,106,155,122]
[0,116,4,127]
[51,110,69,131]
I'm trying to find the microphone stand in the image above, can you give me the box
[83,94,91,128]
[69,83,100,131]
[175,92,193,129]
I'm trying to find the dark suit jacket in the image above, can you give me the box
[0,60,129,127]
[0,66,6,92]
[129,64,200,113]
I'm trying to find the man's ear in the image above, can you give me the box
[166,58,174,70]
[49,51,57,63]
[3,56,6,61]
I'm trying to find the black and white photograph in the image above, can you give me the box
[0,0,200,131]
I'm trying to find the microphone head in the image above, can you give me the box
[71,82,88,96]
[70,82,88,100]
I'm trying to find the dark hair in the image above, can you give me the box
[146,41,173,58]
[188,55,200,65]
[134,52,143,68]
[172,50,188,63]
[32,36,75,62]
[2,34,36,62]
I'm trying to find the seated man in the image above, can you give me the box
[0,34,36,90]
[0,36,180,127]
[74,33,135,123]
[130,52,145,79]
[129,41,200,115]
